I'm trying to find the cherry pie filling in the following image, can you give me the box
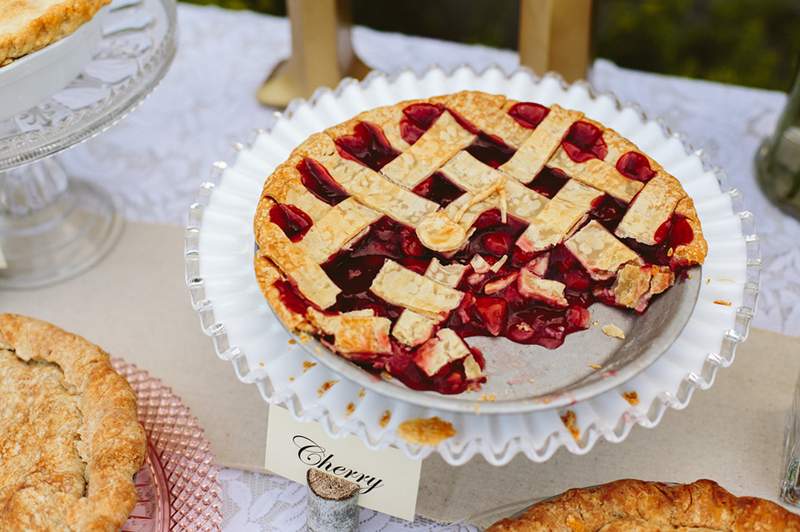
[267,101,696,394]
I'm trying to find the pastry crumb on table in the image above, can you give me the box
[560,410,580,441]
[622,390,639,405]
[397,417,457,445]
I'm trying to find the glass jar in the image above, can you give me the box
[756,60,800,219]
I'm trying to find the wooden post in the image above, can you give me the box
[257,0,370,108]
[518,0,592,82]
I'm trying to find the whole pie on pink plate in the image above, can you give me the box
[252,90,707,395]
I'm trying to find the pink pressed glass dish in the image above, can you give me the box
[112,358,223,531]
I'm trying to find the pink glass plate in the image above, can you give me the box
[112,358,223,531]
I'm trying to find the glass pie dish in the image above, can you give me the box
[186,65,759,465]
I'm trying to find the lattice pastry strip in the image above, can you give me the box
[371,260,464,319]
[307,309,392,354]
[440,151,548,224]
[393,259,467,347]
[499,105,583,183]
[615,174,685,245]
[431,91,533,148]
[298,198,381,263]
[381,111,475,189]
[323,152,439,226]
[260,161,331,222]
[565,221,642,280]
[256,223,341,309]
[517,180,604,253]
[548,147,643,202]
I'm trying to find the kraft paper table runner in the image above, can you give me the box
[2,220,798,522]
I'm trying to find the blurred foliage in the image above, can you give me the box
[182,0,800,91]
[594,0,800,91]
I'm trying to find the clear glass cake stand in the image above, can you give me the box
[0,0,177,288]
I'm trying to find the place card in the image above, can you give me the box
[265,405,422,521]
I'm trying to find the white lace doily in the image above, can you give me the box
[54,4,793,529]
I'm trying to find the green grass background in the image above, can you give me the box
[182,0,800,91]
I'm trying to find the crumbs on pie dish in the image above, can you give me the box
[253,90,707,395]
[0,314,145,531]
[601,323,626,339]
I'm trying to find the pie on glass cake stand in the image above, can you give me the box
[186,66,759,465]
[0,0,176,288]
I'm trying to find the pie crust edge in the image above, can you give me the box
[0,0,110,66]
[0,313,146,531]
[486,478,800,531]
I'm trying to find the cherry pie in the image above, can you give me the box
[253,91,707,395]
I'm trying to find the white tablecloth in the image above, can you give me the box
[57,4,797,530]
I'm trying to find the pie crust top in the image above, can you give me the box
[0,0,109,66]
[0,314,146,531]
[253,90,708,395]
[487,479,800,531]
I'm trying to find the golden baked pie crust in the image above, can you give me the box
[0,314,145,531]
[0,0,109,66]
[487,479,800,531]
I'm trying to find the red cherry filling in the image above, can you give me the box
[277,193,693,391]
[446,272,592,349]
[347,217,429,261]
[508,102,550,129]
[297,158,349,205]
[399,103,482,146]
[506,306,589,349]
[669,216,695,247]
[321,217,433,316]
[465,133,515,168]
[562,121,608,163]
[528,167,570,198]
[589,194,628,232]
[323,254,387,294]
[624,214,694,267]
[269,203,312,242]
[400,103,445,145]
[332,291,403,320]
[616,151,656,182]
[377,344,485,394]
[473,297,508,336]
[274,279,313,314]
[335,121,400,170]
[452,209,529,261]
[412,172,465,207]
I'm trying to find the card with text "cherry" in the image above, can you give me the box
[264,405,422,521]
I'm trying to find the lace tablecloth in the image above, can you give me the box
[57,5,795,530]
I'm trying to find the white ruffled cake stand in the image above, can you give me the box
[186,66,759,466]
[0,0,176,288]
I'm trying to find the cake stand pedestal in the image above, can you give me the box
[0,0,177,288]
